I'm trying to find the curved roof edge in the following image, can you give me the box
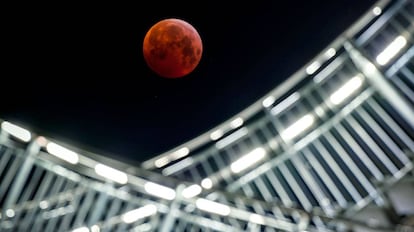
[141,0,391,169]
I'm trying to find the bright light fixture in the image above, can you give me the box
[182,184,202,198]
[324,48,336,59]
[196,198,231,216]
[372,6,382,16]
[262,96,276,107]
[144,182,176,200]
[201,178,213,189]
[154,157,169,168]
[330,75,363,105]
[94,164,128,184]
[376,35,407,65]
[249,213,265,224]
[210,129,223,141]
[46,142,79,164]
[230,147,266,173]
[306,61,321,75]
[281,114,315,140]
[1,121,31,142]
[72,227,89,232]
[230,117,244,128]
[170,147,190,160]
[39,200,49,209]
[122,204,157,223]
[133,223,152,231]
[6,209,15,218]
[90,225,100,232]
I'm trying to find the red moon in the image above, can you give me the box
[143,18,203,78]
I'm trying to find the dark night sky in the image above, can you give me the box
[2,1,378,163]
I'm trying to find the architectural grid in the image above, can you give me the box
[1,0,413,231]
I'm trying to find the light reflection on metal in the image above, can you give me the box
[270,92,300,115]
[215,127,248,149]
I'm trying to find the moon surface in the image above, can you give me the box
[143,18,203,78]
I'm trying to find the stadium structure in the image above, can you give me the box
[1,0,413,231]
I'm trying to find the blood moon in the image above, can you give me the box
[143,18,203,78]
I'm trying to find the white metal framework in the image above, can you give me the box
[1,0,413,231]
